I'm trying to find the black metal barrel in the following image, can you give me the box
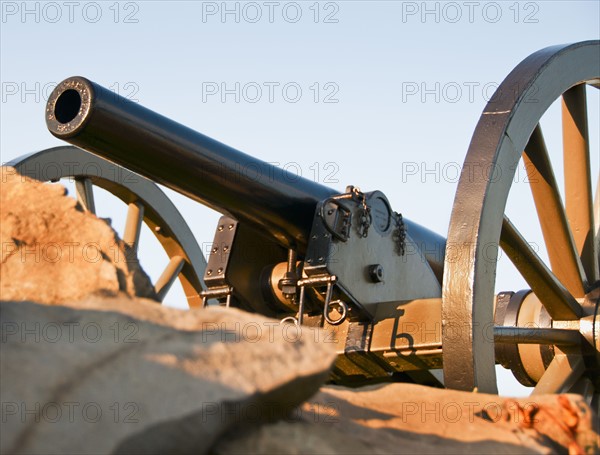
[46,76,445,276]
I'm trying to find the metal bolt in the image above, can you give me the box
[217,267,223,274]
[207,269,213,276]
[368,264,384,283]
[228,224,234,230]
[218,225,224,231]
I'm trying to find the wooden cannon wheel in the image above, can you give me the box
[442,41,599,404]
[9,146,207,308]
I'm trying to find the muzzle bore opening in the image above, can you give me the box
[54,89,82,124]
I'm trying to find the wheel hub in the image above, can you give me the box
[495,286,600,391]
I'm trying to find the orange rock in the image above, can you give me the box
[0,167,156,303]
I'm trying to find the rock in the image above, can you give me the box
[0,297,337,454]
[213,420,375,455]
[213,383,599,454]
[0,166,156,303]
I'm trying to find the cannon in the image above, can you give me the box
[10,41,599,403]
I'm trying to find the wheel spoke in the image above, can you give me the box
[524,125,586,297]
[123,202,144,249]
[562,84,598,284]
[154,255,185,302]
[594,182,600,279]
[531,352,584,395]
[75,177,96,215]
[494,326,581,346]
[500,216,581,320]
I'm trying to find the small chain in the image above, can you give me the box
[394,211,406,256]
[352,187,371,238]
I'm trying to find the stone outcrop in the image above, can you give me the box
[1,297,337,454]
[0,166,156,303]
[214,384,598,454]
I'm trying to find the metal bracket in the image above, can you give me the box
[320,198,352,242]
[202,215,237,307]
[201,285,234,308]
[296,274,348,326]
[280,274,340,326]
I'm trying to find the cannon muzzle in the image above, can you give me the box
[46,76,334,250]
[46,76,444,276]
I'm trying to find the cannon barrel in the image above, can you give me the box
[46,76,445,276]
